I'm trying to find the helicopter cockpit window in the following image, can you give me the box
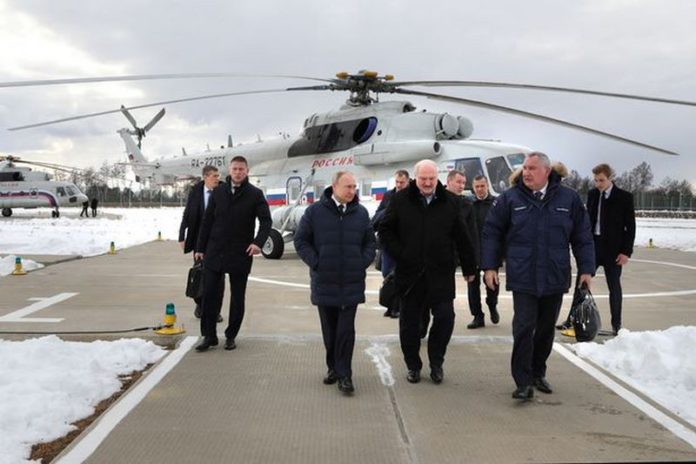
[56,187,67,197]
[486,156,513,194]
[506,153,526,169]
[66,186,77,196]
[454,158,485,190]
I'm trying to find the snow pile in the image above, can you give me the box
[0,336,166,464]
[0,207,183,257]
[0,255,44,276]
[635,218,696,252]
[573,326,696,427]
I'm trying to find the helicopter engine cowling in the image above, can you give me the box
[457,116,474,139]
[352,141,442,166]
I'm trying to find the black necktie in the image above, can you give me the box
[338,204,345,214]
[533,191,543,201]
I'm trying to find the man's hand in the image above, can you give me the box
[577,273,592,290]
[464,275,475,283]
[484,270,498,290]
[179,241,185,250]
[615,253,630,266]
[194,252,205,261]
[247,244,261,256]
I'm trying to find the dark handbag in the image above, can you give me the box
[571,286,602,342]
[379,271,398,307]
[185,260,204,299]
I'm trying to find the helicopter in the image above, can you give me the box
[5,70,695,256]
[0,155,88,218]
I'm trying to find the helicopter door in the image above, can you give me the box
[454,158,485,191]
[485,156,514,195]
[286,176,303,205]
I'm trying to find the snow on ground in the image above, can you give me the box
[635,218,696,252]
[0,336,166,464]
[1,208,695,458]
[0,207,183,257]
[0,255,43,277]
[573,326,696,427]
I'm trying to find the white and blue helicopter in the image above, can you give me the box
[7,70,692,256]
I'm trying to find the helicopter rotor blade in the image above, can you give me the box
[120,105,139,130]
[0,73,337,89]
[392,80,696,108]
[143,108,166,133]
[8,87,308,131]
[394,88,678,156]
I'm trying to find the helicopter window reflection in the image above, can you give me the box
[288,118,378,158]
[66,186,76,196]
[506,153,526,169]
[454,158,484,190]
[486,156,513,194]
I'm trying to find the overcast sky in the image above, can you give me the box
[1,0,695,184]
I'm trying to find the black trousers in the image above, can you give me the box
[200,267,249,341]
[317,305,357,379]
[400,279,455,371]
[467,269,500,317]
[511,292,563,387]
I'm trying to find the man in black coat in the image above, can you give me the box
[466,175,499,329]
[194,156,272,352]
[372,169,410,318]
[562,163,635,335]
[178,165,223,320]
[294,171,376,394]
[379,160,477,385]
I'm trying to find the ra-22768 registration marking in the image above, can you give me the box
[190,156,226,168]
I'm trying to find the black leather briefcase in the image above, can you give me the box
[185,261,204,299]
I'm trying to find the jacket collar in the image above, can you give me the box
[406,179,447,204]
[321,186,359,213]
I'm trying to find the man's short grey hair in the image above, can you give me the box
[414,159,438,176]
[527,151,551,167]
[332,171,354,184]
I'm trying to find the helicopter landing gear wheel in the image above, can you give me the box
[262,229,284,259]
[2,208,12,217]
[51,210,60,218]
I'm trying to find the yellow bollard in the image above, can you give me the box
[157,231,163,241]
[648,238,654,249]
[155,303,186,335]
[108,241,117,254]
[11,256,27,275]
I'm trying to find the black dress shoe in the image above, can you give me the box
[467,316,485,329]
[489,307,500,324]
[533,377,553,394]
[512,385,534,400]
[224,338,236,350]
[430,366,444,384]
[194,305,201,319]
[337,377,354,394]
[323,369,338,385]
[407,370,421,383]
[612,326,621,336]
[195,337,218,352]
[389,309,400,319]
[383,309,391,317]
[555,321,571,330]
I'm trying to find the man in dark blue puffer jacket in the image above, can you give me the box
[482,152,595,401]
[294,171,376,395]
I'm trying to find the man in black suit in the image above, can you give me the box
[178,165,223,320]
[467,175,499,329]
[379,160,477,385]
[573,163,635,335]
[194,156,272,352]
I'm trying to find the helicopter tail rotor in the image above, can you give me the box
[120,106,166,148]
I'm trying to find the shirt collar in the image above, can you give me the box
[603,184,613,198]
[536,183,549,196]
[331,195,346,209]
